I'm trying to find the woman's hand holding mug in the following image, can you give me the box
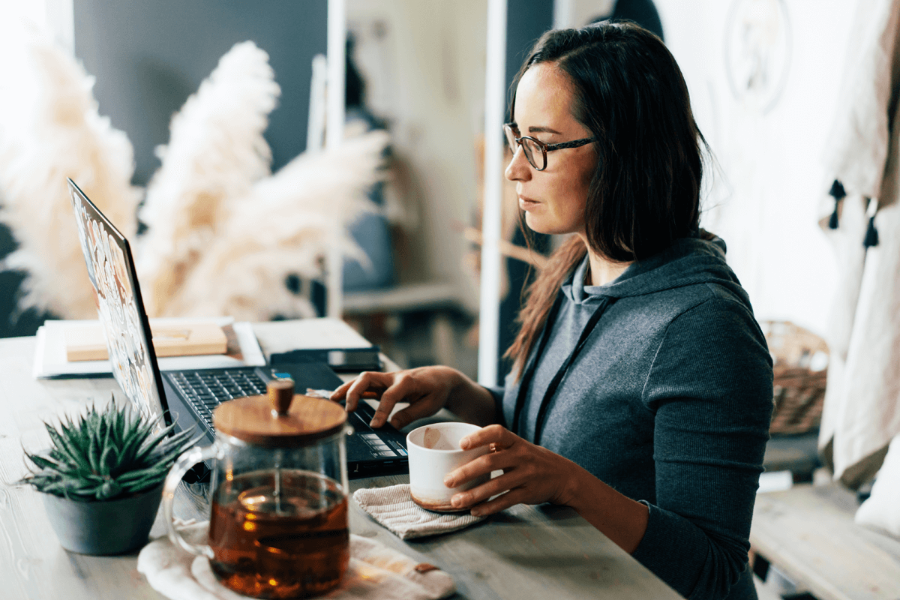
[442,425,582,517]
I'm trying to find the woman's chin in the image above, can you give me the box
[523,213,561,236]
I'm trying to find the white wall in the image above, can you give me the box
[656,0,849,337]
[0,0,73,53]
[347,0,487,311]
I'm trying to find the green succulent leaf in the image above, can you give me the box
[42,476,96,498]
[45,424,90,474]
[121,474,164,494]
[99,443,117,477]
[87,426,101,474]
[116,464,168,483]
[114,435,144,473]
[64,415,91,457]
[96,480,123,500]
[131,423,176,466]
[149,441,195,470]
[112,402,127,450]
[25,453,61,472]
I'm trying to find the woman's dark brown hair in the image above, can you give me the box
[505,22,708,377]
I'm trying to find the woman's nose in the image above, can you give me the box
[505,146,531,182]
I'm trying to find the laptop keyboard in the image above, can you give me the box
[166,369,268,429]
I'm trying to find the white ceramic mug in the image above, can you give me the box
[406,422,490,512]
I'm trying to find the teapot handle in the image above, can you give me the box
[162,444,221,559]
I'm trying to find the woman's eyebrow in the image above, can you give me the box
[527,125,562,135]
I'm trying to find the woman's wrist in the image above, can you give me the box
[559,462,649,555]
[442,370,500,426]
[551,455,591,508]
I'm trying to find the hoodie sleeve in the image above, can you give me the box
[483,384,508,428]
[633,296,773,600]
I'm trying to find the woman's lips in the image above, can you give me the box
[518,196,539,210]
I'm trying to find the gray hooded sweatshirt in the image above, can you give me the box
[494,236,773,600]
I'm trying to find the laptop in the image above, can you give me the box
[67,178,408,478]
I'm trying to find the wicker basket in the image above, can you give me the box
[761,321,829,436]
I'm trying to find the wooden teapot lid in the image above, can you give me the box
[213,379,347,447]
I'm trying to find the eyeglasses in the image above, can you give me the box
[503,123,595,171]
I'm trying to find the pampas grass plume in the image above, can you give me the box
[0,26,141,319]
[137,41,280,316]
[160,130,389,320]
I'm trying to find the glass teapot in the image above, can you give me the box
[162,380,351,599]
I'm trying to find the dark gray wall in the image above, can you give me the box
[505,0,555,115]
[73,0,328,186]
[0,230,52,338]
[497,0,554,383]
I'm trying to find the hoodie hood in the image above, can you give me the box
[563,236,746,306]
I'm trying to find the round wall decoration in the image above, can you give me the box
[724,0,792,114]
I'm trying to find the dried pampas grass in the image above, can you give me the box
[0,27,141,319]
[0,32,387,324]
[156,130,389,320]
[137,41,281,316]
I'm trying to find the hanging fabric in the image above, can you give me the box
[818,0,900,489]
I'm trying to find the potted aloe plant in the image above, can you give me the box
[20,396,194,555]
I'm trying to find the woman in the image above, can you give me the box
[333,22,773,600]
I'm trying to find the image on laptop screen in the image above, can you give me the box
[68,178,168,425]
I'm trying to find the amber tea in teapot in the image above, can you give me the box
[209,469,349,598]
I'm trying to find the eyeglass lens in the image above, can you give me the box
[504,127,543,170]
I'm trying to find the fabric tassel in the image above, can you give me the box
[863,197,880,248]
[828,180,846,229]
[864,216,879,248]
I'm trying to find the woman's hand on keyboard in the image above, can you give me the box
[331,367,464,428]
[331,366,500,429]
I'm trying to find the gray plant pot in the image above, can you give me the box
[41,482,164,555]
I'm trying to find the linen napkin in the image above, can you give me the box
[353,484,486,540]
[137,520,456,600]
[856,433,900,539]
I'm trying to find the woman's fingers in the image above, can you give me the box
[329,379,354,402]
[450,470,523,508]
[388,401,438,430]
[444,448,509,488]
[336,372,391,412]
[459,424,517,451]
[459,425,523,451]
[446,426,523,487]
[369,372,433,428]
[469,487,531,516]
[368,376,412,427]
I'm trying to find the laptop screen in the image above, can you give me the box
[68,178,170,426]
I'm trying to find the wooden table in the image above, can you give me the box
[751,483,900,600]
[0,318,681,600]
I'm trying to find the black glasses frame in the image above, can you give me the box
[504,123,594,171]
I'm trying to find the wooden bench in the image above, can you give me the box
[750,482,900,600]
